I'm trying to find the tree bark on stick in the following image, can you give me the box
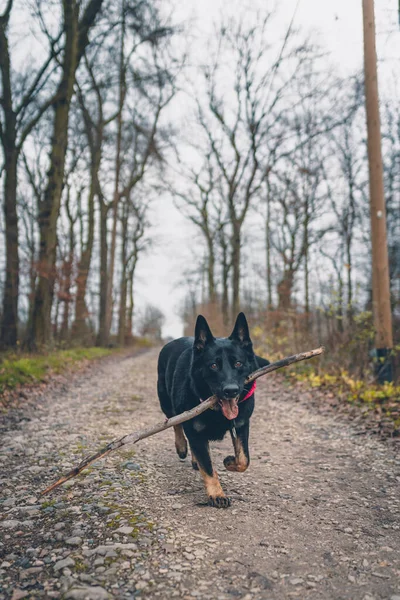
[41,346,324,496]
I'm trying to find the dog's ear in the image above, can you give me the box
[194,315,215,351]
[229,312,253,351]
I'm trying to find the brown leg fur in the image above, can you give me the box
[174,425,187,459]
[198,466,230,508]
[191,449,199,470]
[224,433,249,473]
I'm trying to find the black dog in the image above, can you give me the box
[157,312,269,508]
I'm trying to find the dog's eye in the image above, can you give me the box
[234,361,242,368]
[210,363,218,371]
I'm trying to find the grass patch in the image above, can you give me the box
[0,347,112,394]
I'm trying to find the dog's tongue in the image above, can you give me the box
[220,398,239,420]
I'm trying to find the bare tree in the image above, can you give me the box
[325,91,365,323]
[191,11,317,318]
[27,0,104,348]
[117,193,150,345]
[97,0,179,345]
[0,0,63,347]
[137,303,165,339]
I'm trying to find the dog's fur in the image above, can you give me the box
[157,312,269,508]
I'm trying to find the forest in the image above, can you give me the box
[0,0,398,385]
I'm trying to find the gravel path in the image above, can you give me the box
[1,348,400,600]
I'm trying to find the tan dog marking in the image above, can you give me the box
[224,434,249,472]
[198,466,230,507]
[174,425,187,459]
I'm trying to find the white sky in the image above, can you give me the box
[135,0,399,338]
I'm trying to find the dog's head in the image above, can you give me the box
[191,312,257,420]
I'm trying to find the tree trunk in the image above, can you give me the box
[72,159,97,342]
[59,256,72,341]
[28,1,80,348]
[206,237,216,304]
[97,196,109,346]
[219,226,230,326]
[278,269,294,311]
[346,235,353,324]
[1,148,19,348]
[27,0,103,349]
[0,7,19,348]
[104,2,126,344]
[231,223,241,318]
[265,177,272,310]
[337,272,344,333]
[118,205,128,346]
[126,264,136,337]
[304,225,309,315]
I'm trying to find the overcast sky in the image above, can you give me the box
[133,0,399,338]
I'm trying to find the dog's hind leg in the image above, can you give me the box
[188,435,230,508]
[174,425,188,459]
[224,422,250,473]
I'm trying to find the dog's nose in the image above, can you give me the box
[223,384,239,399]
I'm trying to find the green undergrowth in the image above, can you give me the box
[252,322,400,434]
[0,347,112,394]
[290,365,400,406]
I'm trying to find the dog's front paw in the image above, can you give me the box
[175,438,188,459]
[223,455,248,472]
[208,494,231,508]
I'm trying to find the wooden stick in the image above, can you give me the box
[40,346,324,495]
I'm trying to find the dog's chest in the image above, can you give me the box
[191,413,233,441]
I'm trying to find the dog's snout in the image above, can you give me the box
[223,384,239,399]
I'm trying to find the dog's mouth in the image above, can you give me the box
[218,397,239,420]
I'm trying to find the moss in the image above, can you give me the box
[102,502,153,538]
[73,559,88,573]
[120,449,136,459]
[106,516,122,528]
[74,443,88,452]
[130,394,142,402]
[41,499,57,509]
[0,347,113,394]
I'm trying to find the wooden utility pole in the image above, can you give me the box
[362,0,393,381]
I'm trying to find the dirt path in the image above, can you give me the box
[1,348,400,600]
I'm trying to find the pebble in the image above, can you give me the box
[3,497,17,507]
[54,557,75,572]
[65,586,110,600]
[115,526,134,535]
[65,536,82,546]
[1,519,20,528]
[122,462,141,471]
[11,590,28,600]
[135,581,148,590]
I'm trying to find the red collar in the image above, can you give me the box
[240,380,257,402]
